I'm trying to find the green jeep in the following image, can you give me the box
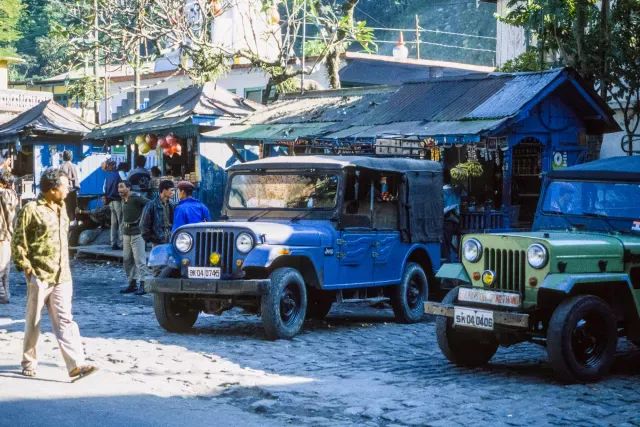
[425,156,640,383]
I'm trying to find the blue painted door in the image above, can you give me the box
[338,229,375,286]
[374,231,401,285]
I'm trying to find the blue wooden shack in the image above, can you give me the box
[0,100,100,201]
[203,67,620,230]
[83,83,262,215]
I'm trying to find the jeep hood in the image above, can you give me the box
[471,231,626,273]
[177,221,332,246]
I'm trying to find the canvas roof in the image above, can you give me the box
[85,83,263,141]
[0,100,94,142]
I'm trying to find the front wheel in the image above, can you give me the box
[435,287,498,367]
[547,295,617,383]
[391,262,429,324]
[153,267,199,333]
[261,268,307,340]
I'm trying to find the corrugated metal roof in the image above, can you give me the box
[465,69,564,119]
[85,83,262,140]
[0,100,94,141]
[202,122,334,141]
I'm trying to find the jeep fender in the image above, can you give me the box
[538,273,640,339]
[243,245,324,287]
[148,244,180,269]
[401,244,439,278]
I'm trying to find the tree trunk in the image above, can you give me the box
[600,0,609,100]
[574,0,587,75]
[326,49,340,89]
[134,41,141,111]
[262,79,274,105]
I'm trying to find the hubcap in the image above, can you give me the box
[406,277,424,310]
[280,284,301,325]
[571,315,607,367]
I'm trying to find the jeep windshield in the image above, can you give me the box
[541,180,640,221]
[227,173,339,210]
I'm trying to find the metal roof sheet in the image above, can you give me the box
[201,122,335,141]
[0,100,94,141]
[85,83,262,140]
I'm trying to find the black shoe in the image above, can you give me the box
[120,281,137,294]
[134,282,146,296]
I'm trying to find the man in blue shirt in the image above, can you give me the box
[172,181,211,232]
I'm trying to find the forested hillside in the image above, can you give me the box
[354,0,497,66]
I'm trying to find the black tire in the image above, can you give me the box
[547,295,617,383]
[261,268,307,340]
[391,262,429,324]
[435,287,499,367]
[153,267,199,333]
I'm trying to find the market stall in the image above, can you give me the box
[0,100,97,203]
[84,83,262,210]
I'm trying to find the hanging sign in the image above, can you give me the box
[552,151,568,170]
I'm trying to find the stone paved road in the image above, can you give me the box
[1,259,640,426]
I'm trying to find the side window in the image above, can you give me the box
[341,171,372,228]
[373,175,399,230]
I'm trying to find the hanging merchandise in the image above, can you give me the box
[158,137,169,149]
[139,142,151,155]
[135,135,145,145]
[145,134,158,150]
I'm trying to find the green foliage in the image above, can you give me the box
[0,0,24,53]
[496,49,547,73]
[67,76,104,102]
[188,49,230,85]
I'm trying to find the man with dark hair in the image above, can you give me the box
[141,180,175,279]
[150,166,161,178]
[118,180,150,295]
[12,168,98,381]
[0,171,17,304]
[103,160,123,250]
[172,181,211,232]
[128,155,151,189]
[60,150,80,221]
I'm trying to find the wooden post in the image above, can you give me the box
[415,15,420,59]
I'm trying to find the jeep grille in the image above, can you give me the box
[194,231,235,274]
[483,248,526,295]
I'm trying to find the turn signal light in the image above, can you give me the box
[472,272,481,281]
[279,249,291,255]
[236,260,243,267]
[182,258,189,266]
[529,277,538,287]
[209,252,221,265]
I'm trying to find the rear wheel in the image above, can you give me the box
[261,268,307,340]
[547,295,617,383]
[435,287,498,367]
[153,267,199,333]
[391,262,429,324]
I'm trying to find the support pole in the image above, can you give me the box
[415,15,420,59]
[301,0,307,94]
[93,0,100,124]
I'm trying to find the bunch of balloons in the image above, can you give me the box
[158,133,182,158]
[134,133,182,157]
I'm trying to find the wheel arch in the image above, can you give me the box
[246,255,322,289]
[404,246,438,298]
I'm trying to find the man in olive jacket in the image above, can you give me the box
[0,171,17,304]
[12,168,98,380]
[118,180,149,295]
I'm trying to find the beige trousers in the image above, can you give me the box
[110,200,123,247]
[22,276,85,373]
[0,241,10,302]
[123,234,149,282]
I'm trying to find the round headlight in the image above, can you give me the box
[175,232,193,253]
[463,238,482,263]
[236,232,254,254]
[527,243,548,269]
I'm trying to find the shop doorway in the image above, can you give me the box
[511,137,543,226]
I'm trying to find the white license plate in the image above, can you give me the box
[187,267,221,279]
[453,307,494,330]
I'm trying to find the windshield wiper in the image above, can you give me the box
[546,211,582,230]
[290,209,314,223]
[247,210,271,222]
[582,211,619,233]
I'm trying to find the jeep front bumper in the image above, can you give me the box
[424,302,530,329]
[145,278,270,296]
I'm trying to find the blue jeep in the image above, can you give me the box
[145,156,443,340]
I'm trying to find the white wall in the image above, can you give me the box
[601,110,629,158]
[495,0,528,66]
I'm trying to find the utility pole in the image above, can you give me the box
[134,41,141,111]
[93,0,100,124]
[301,0,307,94]
[415,15,420,59]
